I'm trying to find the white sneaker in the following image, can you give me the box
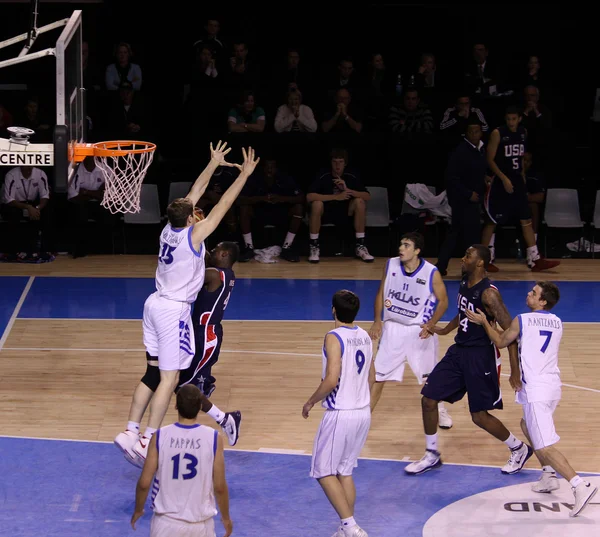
[331,527,344,537]
[532,471,560,493]
[570,481,598,517]
[342,526,368,537]
[501,442,533,474]
[132,435,152,466]
[114,430,142,467]
[404,449,442,475]
[355,244,374,262]
[489,245,496,263]
[438,406,453,429]
[308,244,320,263]
[221,411,242,446]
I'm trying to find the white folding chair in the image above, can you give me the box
[542,188,585,256]
[123,184,162,252]
[167,181,192,205]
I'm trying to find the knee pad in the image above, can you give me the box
[141,356,160,392]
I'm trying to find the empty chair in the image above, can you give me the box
[543,188,585,256]
[167,181,192,205]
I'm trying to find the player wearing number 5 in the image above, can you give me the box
[131,385,232,537]
[303,290,374,537]
[406,245,531,476]
[466,282,598,517]
[115,144,259,467]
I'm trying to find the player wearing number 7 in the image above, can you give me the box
[303,290,374,537]
[465,281,598,518]
[115,143,260,468]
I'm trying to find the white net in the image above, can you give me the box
[94,141,156,214]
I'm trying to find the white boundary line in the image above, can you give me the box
[0,276,34,351]
[3,345,600,394]
[0,434,597,475]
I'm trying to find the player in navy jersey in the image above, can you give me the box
[406,244,533,475]
[177,241,238,400]
[482,106,559,273]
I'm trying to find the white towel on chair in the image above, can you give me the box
[253,246,282,263]
[404,183,452,220]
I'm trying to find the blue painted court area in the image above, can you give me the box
[0,436,560,537]
[8,276,600,322]
[0,276,28,337]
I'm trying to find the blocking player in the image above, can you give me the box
[369,232,453,429]
[483,106,559,272]
[466,281,598,517]
[303,290,374,537]
[115,143,259,467]
[131,384,232,537]
[177,241,238,397]
[406,245,532,475]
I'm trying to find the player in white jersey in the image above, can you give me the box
[368,232,452,428]
[303,290,374,537]
[131,385,232,537]
[115,143,260,467]
[467,281,598,517]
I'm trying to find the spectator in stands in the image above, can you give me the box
[322,89,363,134]
[306,148,373,263]
[274,89,317,133]
[105,42,142,91]
[389,88,433,134]
[440,92,488,144]
[67,157,113,258]
[523,151,545,243]
[435,118,488,275]
[226,40,259,92]
[274,48,312,96]
[16,95,52,142]
[328,57,359,93]
[0,165,52,261]
[192,18,226,68]
[521,55,543,90]
[227,91,266,133]
[238,158,304,262]
[521,85,553,156]
[415,53,438,90]
[106,80,152,140]
[464,42,500,96]
[196,166,238,238]
[363,52,393,130]
[82,41,102,92]
[191,45,219,91]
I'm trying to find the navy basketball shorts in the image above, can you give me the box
[421,343,503,413]
[485,180,531,225]
[176,323,223,396]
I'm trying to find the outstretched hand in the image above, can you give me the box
[210,140,236,167]
[238,146,260,175]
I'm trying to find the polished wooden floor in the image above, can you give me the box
[1,256,599,472]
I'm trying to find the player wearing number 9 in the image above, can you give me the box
[465,281,598,517]
[303,290,375,537]
[131,384,233,536]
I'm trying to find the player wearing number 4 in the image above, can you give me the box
[369,232,453,429]
[466,281,598,517]
[131,385,232,537]
[303,290,375,537]
[115,143,260,468]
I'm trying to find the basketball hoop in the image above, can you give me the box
[71,140,156,214]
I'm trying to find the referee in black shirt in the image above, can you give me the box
[435,118,488,275]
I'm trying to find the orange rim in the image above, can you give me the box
[71,140,156,161]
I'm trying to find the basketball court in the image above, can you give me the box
[0,6,599,537]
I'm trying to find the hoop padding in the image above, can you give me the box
[92,141,156,214]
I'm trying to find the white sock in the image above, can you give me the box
[283,232,296,248]
[438,402,445,410]
[341,516,356,529]
[426,433,438,451]
[355,232,365,239]
[504,433,522,450]
[570,475,583,488]
[526,245,540,263]
[534,233,538,242]
[143,426,157,438]
[488,233,495,248]
[309,233,319,241]
[243,233,253,248]
[127,421,140,434]
[542,465,556,473]
[206,404,225,424]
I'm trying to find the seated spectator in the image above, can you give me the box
[67,157,114,258]
[306,148,373,263]
[227,91,266,133]
[15,95,52,143]
[196,165,238,238]
[521,55,543,91]
[363,52,393,130]
[192,18,226,69]
[225,40,259,92]
[440,92,488,144]
[389,88,433,134]
[464,42,502,96]
[105,42,142,91]
[274,89,317,133]
[191,45,219,91]
[238,158,304,262]
[105,80,153,140]
[521,85,553,156]
[0,165,52,260]
[321,88,363,134]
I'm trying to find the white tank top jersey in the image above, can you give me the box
[517,310,563,402]
[155,223,205,303]
[382,257,438,326]
[151,423,218,523]
[321,326,373,410]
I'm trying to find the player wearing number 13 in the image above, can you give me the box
[303,290,374,537]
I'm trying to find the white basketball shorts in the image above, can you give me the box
[142,291,195,371]
[150,514,215,537]
[519,392,560,450]
[375,322,438,384]
[310,406,371,479]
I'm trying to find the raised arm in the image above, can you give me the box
[420,270,449,338]
[186,141,237,206]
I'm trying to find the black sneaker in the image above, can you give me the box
[280,246,299,262]
[239,245,254,262]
